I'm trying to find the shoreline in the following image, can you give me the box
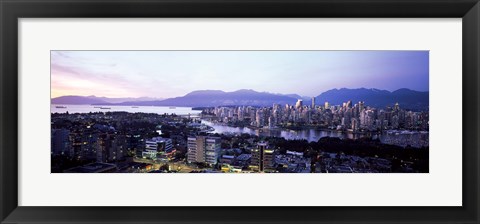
[200,118,429,135]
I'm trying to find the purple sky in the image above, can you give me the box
[51,51,429,98]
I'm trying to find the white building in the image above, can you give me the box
[295,99,303,109]
[142,137,173,159]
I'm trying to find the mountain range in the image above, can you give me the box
[116,89,304,107]
[51,88,429,111]
[316,88,429,111]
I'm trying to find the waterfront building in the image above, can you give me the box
[268,116,275,128]
[351,118,359,132]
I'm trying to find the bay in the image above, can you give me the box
[200,120,429,148]
[51,104,201,115]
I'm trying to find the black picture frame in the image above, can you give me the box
[1,0,479,223]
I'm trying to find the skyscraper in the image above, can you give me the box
[394,102,400,111]
[256,110,263,127]
[358,101,365,113]
[351,118,359,132]
[346,100,352,108]
[311,97,316,109]
[295,99,303,109]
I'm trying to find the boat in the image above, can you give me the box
[131,106,139,108]
[55,106,67,109]
[99,107,111,110]
[169,106,176,109]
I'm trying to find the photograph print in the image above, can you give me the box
[51,51,429,173]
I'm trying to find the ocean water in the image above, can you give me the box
[51,104,201,116]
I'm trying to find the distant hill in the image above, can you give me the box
[117,89,300,107]
[92,96,162,104]
[315,88,428,111]
[51,96,109,105]
[52,88,429,111]
[51,95,163,105]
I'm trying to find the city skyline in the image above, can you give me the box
[51,51,429,98]
[51,50,429,173]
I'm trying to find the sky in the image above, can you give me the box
[51,51,429,98]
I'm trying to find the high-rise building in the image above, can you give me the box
[394,102,400,111]
[268,116,274,128]
[127,134,143,158]
[263,149,276,172]
[250,142,275,172]
[324,102,329,109]
[106,134,126,162]
[83,131,99,161]
[204,137,221,164]
[51,128,70,156]
[69,131,84,160]
[358,101,365,113]
[187,136,221,165]
[346,100,352,108]
[256,110,263,127]
[237,106,244,121]
[295,99,303,109]
[351,118,359,131]
[187,137,202,163]
[250,142,266,171]
[311,97,316,109]
[96,133,112,163]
